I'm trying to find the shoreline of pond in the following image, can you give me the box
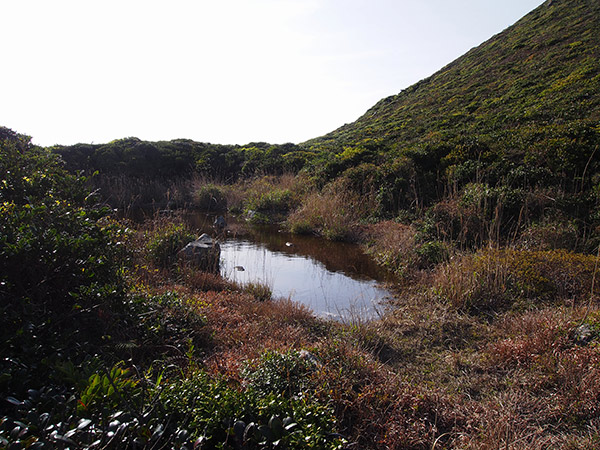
[183,211,397,320]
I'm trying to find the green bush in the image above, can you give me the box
[194,183,228,211]
[145,221,196,268]
[0,128,130,445]
[242,350,318,398]
[415,240,450,268]
[161,369,342,449]
[246,189,294,213]
[0,128,127,346]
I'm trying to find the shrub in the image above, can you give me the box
[242,350,317,398]
[234,175,305,223]
[246,188,293,213]
[432,248,600,313]
[518,218,579,251]
[242,281,273,302]
[144,219,196,268]
[0,129,132,444]
[415,240,450,268]
[365,221,450,276]
[287,181,371,241]
[194,182,228,211]
[0,364,343,449]
[425,183,539,248]
[0,128,127,352]
[158,370,343,449]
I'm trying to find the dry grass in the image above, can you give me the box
[287,179,373,241]
[180,267,230,292]
[364,220,420,276]
[122,211,600,449]
[456,306,600,449]
[191,289,322,379]
[95,174,194,210]
[431,247,600,313]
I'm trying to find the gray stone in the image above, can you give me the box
[179,233,220,273]
[299,350,322,367]
[573,324,596,345]
[213,215,227,232]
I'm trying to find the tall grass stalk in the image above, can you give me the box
[287,182,373,241]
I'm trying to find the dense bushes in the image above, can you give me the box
[144,218,196,269]
[53,139,310,181]
[0,128,132,448]
[3,2,600,446]
[432,248,600,313]
[0,361,343,449]
[0,128,348,449]
[193,182,229,211]
[0,127,126,352]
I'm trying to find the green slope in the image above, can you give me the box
[305,0,600,204]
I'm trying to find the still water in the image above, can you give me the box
[188,213,394,320]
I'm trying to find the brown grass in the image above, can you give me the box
[461,306,600,449]
[198,290,321,378]
[431,247,600,313]
[287,179,373,241]
[95,174,194,210]
[364,220,419,276]
[121,208,600,449]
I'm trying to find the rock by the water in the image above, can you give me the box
[179,233,221,273]
[213,215,227,232]
[573,324,596,345]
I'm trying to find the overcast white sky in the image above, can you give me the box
[1,0,546,147]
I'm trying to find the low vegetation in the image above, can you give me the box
[4,118,600,448]
[3,1,600,448]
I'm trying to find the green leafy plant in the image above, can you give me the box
[242,350,318,398]
[78,363,141,415]
[145,220,196,268]
[194,183,228,211]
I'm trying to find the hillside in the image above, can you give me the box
[305,0,599,211]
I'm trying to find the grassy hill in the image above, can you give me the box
[304,0,599,220]
[51,0,600,243]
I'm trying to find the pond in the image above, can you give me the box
[186,213,394,321]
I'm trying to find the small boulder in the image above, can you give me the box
[213,215,227,232]
[573,324,596,345]
[179,233,220,273]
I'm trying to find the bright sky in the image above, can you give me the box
[1,0,546,147]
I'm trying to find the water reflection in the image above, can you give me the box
[187,213,394,320]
